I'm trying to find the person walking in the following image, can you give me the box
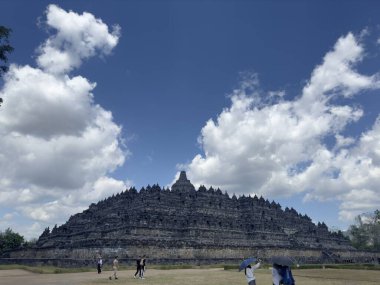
[109,256,119,280]
[97,255,103,274]
[244,259,261,285]
[272,264,282,285]
[134,256,141,279]
[140,256,146,279]
[272,264,295,285]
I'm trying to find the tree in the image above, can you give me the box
[23,238,37,249]
[371,210,380,250]
[0,25,14,107]
[349,216,369,250]
[348,209,380,250]
[0,228,25,253]
[0,25,14,75]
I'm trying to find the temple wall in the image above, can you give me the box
[19,173,376,268]
[6,246,379,266]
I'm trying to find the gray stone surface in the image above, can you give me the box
[8,172,379,264]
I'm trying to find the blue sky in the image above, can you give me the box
[1,0,380,239]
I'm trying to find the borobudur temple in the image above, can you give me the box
[10,171,380,264]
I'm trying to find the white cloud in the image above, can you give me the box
[182,32,380,224]
[0,214,48,240]
[2,213,14,221]
[334,134,355,150]
[0,5,127,240]
[299,33,376,103]
[0,66,95,138]
[339,189,380,221]
[37,4,120,74]
[82,176,133,202]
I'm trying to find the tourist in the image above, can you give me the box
[97,255,103,274]
[244,259,261,285]
[272,264,295,285]
[109,256,119,280]
[272,264,282,285]
[134,256,141,278]
[140,255,146,279]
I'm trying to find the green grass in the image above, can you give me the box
[1,266,380,284]
[85,268,380,285]
[0,264,93,274]
[320,264,380,270]
[151,264,226,270]
[1,263,379,274]
[0,263,225,274]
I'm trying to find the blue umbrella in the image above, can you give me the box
[238,257,257,271]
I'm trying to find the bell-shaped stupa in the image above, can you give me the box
[171,171,195,192]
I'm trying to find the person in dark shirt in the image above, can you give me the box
[134,256,141,278]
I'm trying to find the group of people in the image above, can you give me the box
[95,254,120,280]
[95,255,147,280]
[244,259,295,285]
[97,254,294,284]
[134,255,147,279]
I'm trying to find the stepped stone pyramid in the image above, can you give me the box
[34,171,353,262]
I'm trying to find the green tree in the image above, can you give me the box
[0,228,25,253]
[0,25,14,75]
[371,210,380,250]
[349,216,369,250]
[349,209,380,250]
[0,25,14,106]
[23,238,37,249]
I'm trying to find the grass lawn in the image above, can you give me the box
[82,268,380,285]
[1,265,379,285]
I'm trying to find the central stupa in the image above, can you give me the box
[171,171,196,192]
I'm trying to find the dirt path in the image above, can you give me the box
[0,269,111,285]
[0,268,244,285]
[1,268,379,285]
[0,268,231,285]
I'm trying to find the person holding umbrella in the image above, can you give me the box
[271,256,295,285]
[272,263,282,285]
[239,257,261,285]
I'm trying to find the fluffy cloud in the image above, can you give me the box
[0,5,127,239]
[37,4,120,74]
[183,32,380,223]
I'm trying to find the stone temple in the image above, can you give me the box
[10,172,380,264]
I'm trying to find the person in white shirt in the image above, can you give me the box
[244,259,261,285]
[97,256,103,274]
[272,264,282,285]
[272,266,282,285]
[109,256,119,280]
